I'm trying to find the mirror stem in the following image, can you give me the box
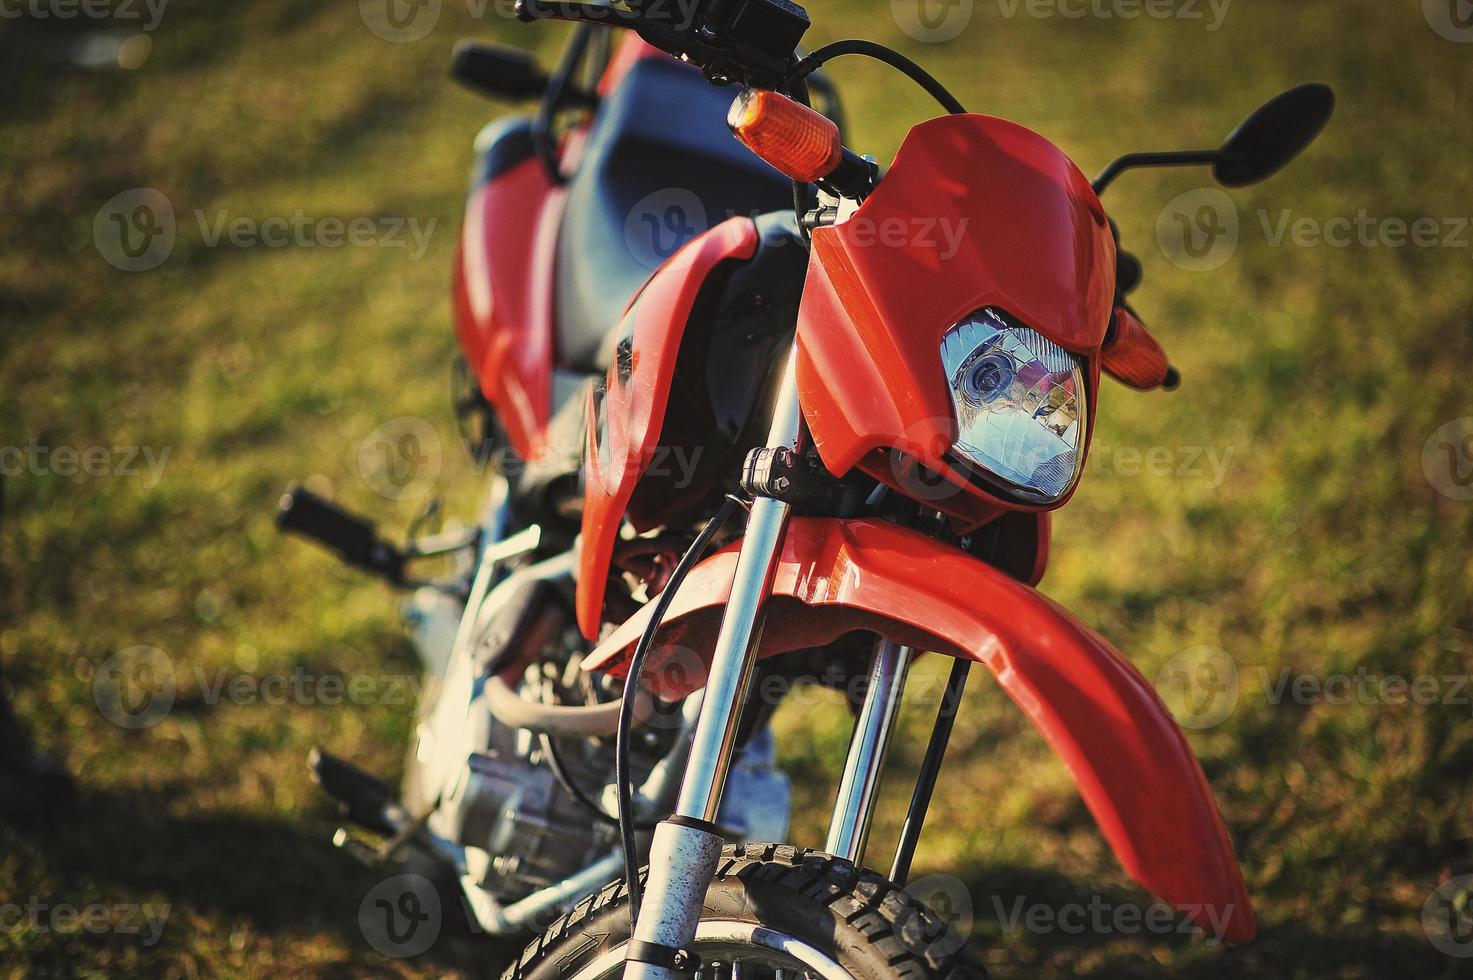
[1092,149,1225,194]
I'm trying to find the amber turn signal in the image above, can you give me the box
[727,88,843,184]
[1102,306,1176,391]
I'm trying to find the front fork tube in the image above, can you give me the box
[624,350,804,979]
[825,638,912,864]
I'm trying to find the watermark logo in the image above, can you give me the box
[94,189,437,270]
[359,416,443,500]
[994,0,1231,30]
[993,893,1237,942]
[1155,645,1238,730]
[360,0,441,42]
[94,188,175,272]
[1259,210,1471,251]
[891,0,974,42]
[0,441,171,487]
[1423,418,1473,501]
[1424,874,1473,957]
[0,0,168,30]
[0,898,170,946]
[92,645,175,730]
[359,873,441,957]
[845,215,971,260]
[1156,187,1238,271]
[625,188,705,270]
[1425,0,1473,42]
[900,874,973,956]
[1089,444,1235,488]
[1155,651,1473,730]
[195,209,437,257]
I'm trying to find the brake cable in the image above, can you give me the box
[615,493,746,929]
[785,39,968,116]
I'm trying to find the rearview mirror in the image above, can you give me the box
[1213,83,1336,187]
[1092,82,1335,194]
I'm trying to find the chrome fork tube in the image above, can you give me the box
[672,488,793,821]
[626,349,804,980]
[825,638,912,864]
[674,344,804,822]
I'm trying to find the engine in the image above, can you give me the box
[405,549,790,914]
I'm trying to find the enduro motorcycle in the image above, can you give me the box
[278,1,1334,974]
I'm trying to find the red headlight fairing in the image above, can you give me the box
[795,114,1115,512]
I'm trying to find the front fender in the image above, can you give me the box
[581,517,1255,943]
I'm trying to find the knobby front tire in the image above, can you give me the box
[502,843,987,980]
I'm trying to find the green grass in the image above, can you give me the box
[2,0,1471,976]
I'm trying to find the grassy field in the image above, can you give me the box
[3,0,1471,977]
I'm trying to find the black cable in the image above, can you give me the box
[540,729,661,830]
[784,76,816,242]
[617,494,744,929]
[786,39,967,116]
[533,23,594,183]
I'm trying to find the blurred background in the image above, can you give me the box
[2,0,1471,976]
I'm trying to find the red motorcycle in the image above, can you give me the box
[279,1,1332,975]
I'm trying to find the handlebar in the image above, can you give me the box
[514,0,810,88]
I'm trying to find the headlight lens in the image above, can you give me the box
[940,308,1087,503]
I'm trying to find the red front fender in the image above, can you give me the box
[581,517,1255,943]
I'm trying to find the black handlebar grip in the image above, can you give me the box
[277,485,404,583]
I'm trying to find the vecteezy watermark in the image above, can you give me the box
[1424,874,1473,957]
[0,898,171,947]
[1256,668,1473,716]
[1155,645,1239,730]
[93,188,438,272]
[621,189,973,269]
[88,647,425,729]
[1156,187,1239,271]
[1425,0,1473,43]
[898,875,974,956]
[624,188,707,270]
[891,0,975,43]
[1257,210,1473,251]
[1088,444,1234,488]
[992,893,1239,943]
[1158,190,1473,271]
[1155,646,1473,730]
[358,0,700,42]
[994,0,1230,29]
[94,188,175,272]
[359,0,444,43]
[0,441,171,488]
[0,0,167,30]
[893,0,1229,42]
[194,209,436,258]
[190,667,422,709]
[92,646,176,730]
[359,874,441,958]
[844,215,971,261]
[1423,417,1473,501]
[359,416,443,501]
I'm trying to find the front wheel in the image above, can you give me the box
[502,844,986,980]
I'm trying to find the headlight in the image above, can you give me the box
[940,307,1087,504]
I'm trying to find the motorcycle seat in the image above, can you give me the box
[554,53,795,372]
